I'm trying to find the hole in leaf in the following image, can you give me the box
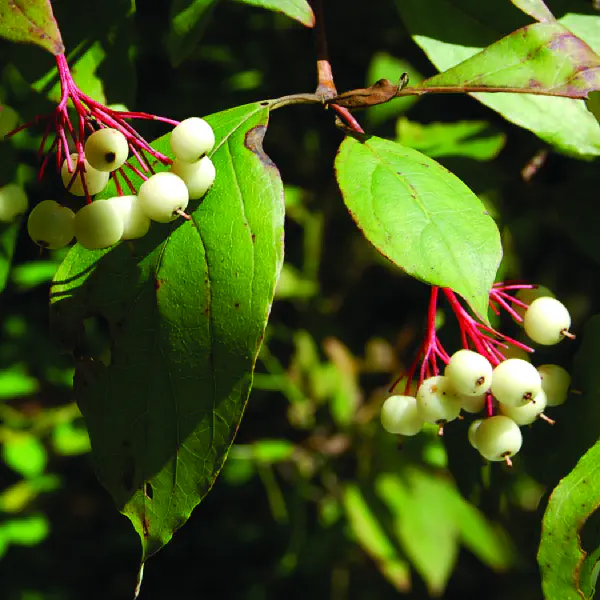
[144,482,153,501]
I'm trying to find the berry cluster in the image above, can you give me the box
[3,55,217,251]
[25,118,216,251]
[381,286,573,466]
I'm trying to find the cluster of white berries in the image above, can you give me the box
[0,183,28,223]
[381,293,573,465]
[25,117,216,251]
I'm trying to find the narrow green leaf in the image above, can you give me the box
[232,0,315,27]
[396,0,600,157]
[0,0,64,55]
[538,440,600,600]
[50,102,284,561]
[342,483,411,592]
[396,118,505,160]
[0,221,21,294]
[165,0,218,67]
[335,135,501,319]
[509,0,555,23]
[420,22,600,100]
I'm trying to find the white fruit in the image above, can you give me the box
[380,395,424,436]
[170,117,215,162]
[538,364,571,407]
[61,153,110,196]
[416,375,462,424]
[138,172,189,223]
[0,184,28,222]
[74,200,124,250]
[445,349,492,396]
[474,415,523,462]
[27,200,75,249]
[515,286,554,319]
[459,392,486,414]
[468,419,483,449]
[84,128,129,172]
[499,390,547,425]
[169,156,216,200]
[106,195,151,240]
[523,297,572,345]
[491,358,542,407]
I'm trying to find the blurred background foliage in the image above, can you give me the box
[0,0,598,598]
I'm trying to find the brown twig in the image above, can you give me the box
[310,0,364,134]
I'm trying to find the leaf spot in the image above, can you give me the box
[244,125,276,168]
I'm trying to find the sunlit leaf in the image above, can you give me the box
[335,135,501,319]
[0,0,64,55]
[539,439,600,600]
[233,0,315,27]
[50,102,284,562]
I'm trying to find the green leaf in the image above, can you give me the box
[538,440,600,600]
[419,22,600,100]
[0,221,21,295]
[50,102,284,561]
[232,0,315,27]
[342,483,411,592]
[165,0,218,67]
[376,469,511,595]
[0,0,64,55]
[335,135,501,319]
[1,433,47,479]
[396,0,600,158]
[509,0,555,23]
[396,118,505,161]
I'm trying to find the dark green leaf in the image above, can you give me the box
[50,102,284,561]
[335,135,501,319]
[538,439,600,600]
[509,0,555,22]
[0,0,64,55]
[165,0,218,67]
[396,0,600,157]
[419,22,600,100]
[232,0,315,27]
[396,118,505,160]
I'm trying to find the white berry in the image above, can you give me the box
[61,153,110,196]
[499,390,547,425]
[523,297,572,345]
[170,156,216,200]
[84,128,129,172]
[459,392,487,414]
[538,364,571,407]
[515,286,554,319]
[27,200,75,249]
[138,172,190,223]
[0,184,28,222]
[491,358,542,407]
[445,349,492,397]
[380,395,424,436]
[416,375,462,424]
[107,195,151,240]
[170,117,215,162]
[74,200,124,250]
[468,419,483,449]
[474,415,523,462]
